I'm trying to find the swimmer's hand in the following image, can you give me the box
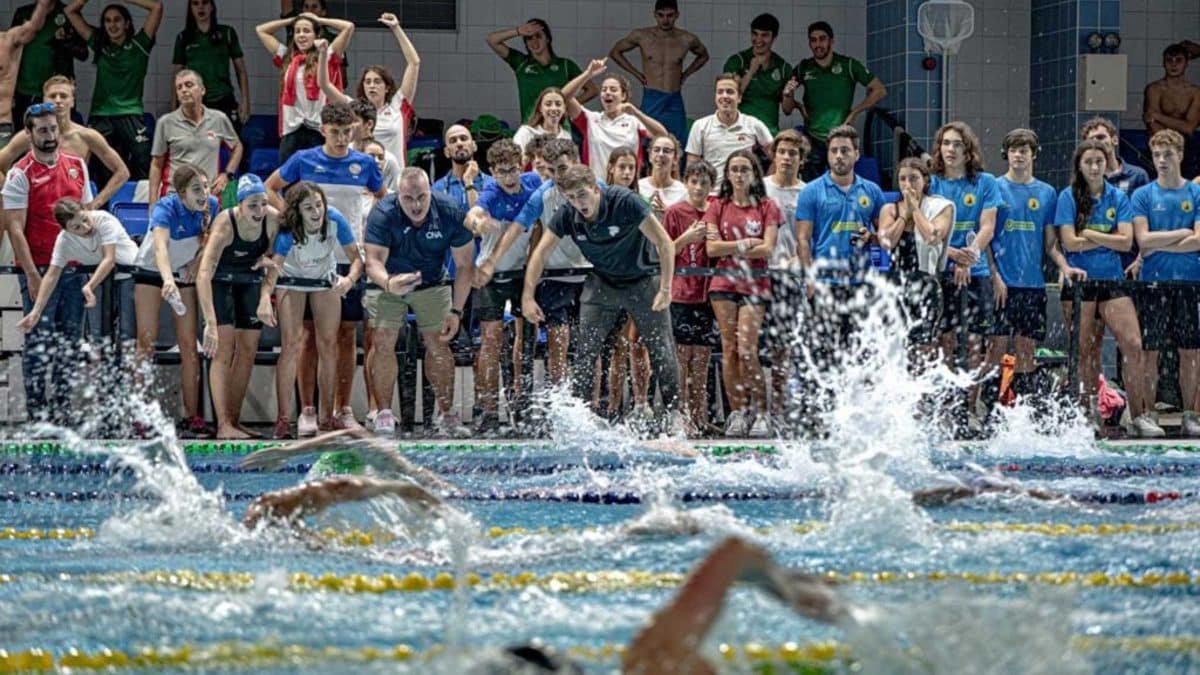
[740,554,846,625]
[238,445,303,471]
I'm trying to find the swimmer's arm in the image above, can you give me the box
[624,537,841,674]
[911,485,977,507]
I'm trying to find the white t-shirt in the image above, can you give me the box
[373,91,409,169]
[513,124,573,152]
[50,211,138,271]
[577,109,647,180]
[684,112,773,188]
[540,186,590,282]
[916,195,954,274]
[638,177,688,218]
[763,175,806,267]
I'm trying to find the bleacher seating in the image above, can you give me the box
[249,148,281,177]
[107,181,138,210]
[111,201,151,238]
[856,156,883,186]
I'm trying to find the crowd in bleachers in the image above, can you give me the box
[2,0,1200,441]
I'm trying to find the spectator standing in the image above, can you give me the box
[720,13,790,134]
[171,0,250,130]
[487,18,597,123]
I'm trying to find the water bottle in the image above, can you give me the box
[166,287,186,316]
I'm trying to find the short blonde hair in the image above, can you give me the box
[1149,129,1185,156]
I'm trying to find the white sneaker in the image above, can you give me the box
[364,409,378,432]
[748,414,770,438]
[1183,411,1200,438]
[724,410,749,437]
[373,409,396,435]
[297,407,318,437]
[1132,413,1166,439]
[436,410,470,438]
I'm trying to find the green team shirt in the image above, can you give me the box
[793,53,875,141]
[11,1,88,97]
[722,49,790,134]
[172,25,243,104]
[503,49,583,123]
[89,30,154,117]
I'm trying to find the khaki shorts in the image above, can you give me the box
[364,285,451,332]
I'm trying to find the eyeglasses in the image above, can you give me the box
[651,146,676,154]
[493,166,521,176]
[26,102,57,116]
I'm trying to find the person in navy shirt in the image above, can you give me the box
[988,128,1081,406]
[363,167,475,437]
[1056,140,1160,438]
[794,124,884,423]
[131,163,220,437]
[463,138,543,434]
[1132,129,1200,437]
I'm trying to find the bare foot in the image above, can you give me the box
[217,425,254,441]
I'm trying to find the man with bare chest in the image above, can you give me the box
[0,0,54,146]
[609,0,708,146]
[0,76,129,209]
[1145,43,1200,178]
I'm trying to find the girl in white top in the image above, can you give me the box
[878,157,954,355]
[512,87,574,152]
[317,12,418,168]
[257,181,364,439]
[638,133,688,219]
[255,11,355,162]
[18,198,137,332]
[562,57,668,180]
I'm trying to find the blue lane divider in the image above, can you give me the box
[0,489,1193,505]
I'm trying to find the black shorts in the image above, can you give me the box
[991,286,1047,341]
[212,280,262,330]
[709,291,767,306]
[1139,285,1200,351]
[1078,285,1129,303]
[940,275,993,335]
[341,283,365,322]
[536,279,582,327]
[899,272,943,344]
[671,302,716,347]
[133,269,195,289]
[474,279,523,322]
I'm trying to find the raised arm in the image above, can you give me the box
[11,0,54,46]
[63,0,95,43]
[562,58,607,119]
[255,17,293,56]
[608,30,646,85]
[314,40,352,103]
[621,102,668,138]
[379,13,420,102]
[124,0,163,39]
[313,13,354,56]
[487,22,540,60]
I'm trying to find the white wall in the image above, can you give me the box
[1120,2,1200,129]
[947,0,1031,159]
[60,0,866,131]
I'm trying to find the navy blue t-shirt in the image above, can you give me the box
[364,191,474,285]
[546,185,655,284]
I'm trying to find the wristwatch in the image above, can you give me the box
[449,308,463,317]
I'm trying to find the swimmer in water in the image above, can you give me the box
[242,475,441,533]
[911,474,1065,507]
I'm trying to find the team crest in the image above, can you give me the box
[771,69,781,81]
[746,219,762,235]
[858,195,871,209]
[963,193,977,207]
[348,163,362,176]
[1027,197,1040,211]
[1105,207,1116,221]
[1183,200,1194,213]
[832,63,843,75]
[67,167,79,179]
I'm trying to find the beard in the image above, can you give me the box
[451,150,472,165]
[34,140,59,153]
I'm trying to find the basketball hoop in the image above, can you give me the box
[917,0,975,56]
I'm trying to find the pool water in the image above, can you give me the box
[1,435,1199,674]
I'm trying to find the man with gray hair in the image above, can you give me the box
[148,69,242,206]
[364,167,476,437]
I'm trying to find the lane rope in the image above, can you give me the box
[1,568,1195,595]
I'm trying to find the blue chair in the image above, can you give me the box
[882,191,900,204]
[107,180,138,210]
[855,157,883,186]
[249,148,280,176]
[111,201,151,238]
[88,181,98,199]
[241,114,279,151]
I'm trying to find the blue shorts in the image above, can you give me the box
[641,88,688,145]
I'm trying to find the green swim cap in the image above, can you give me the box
[311,451,366,476]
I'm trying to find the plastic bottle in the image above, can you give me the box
[166,287,186,316]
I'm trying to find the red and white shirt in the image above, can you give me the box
[2,152,92,266]
[374,91,414,170]
[701,197,782,298]
[572,109,650,180]
[274,46,345,136]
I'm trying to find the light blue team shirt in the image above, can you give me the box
[795,172,885,284]
[1053,182,1132,281]
[1131,181,1200,282]
[993,176,1058,289]
[272,206,357,281]
[930,172,1004,278]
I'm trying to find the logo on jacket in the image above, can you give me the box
[963,193,977,207]
[1027,197,1040,211]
